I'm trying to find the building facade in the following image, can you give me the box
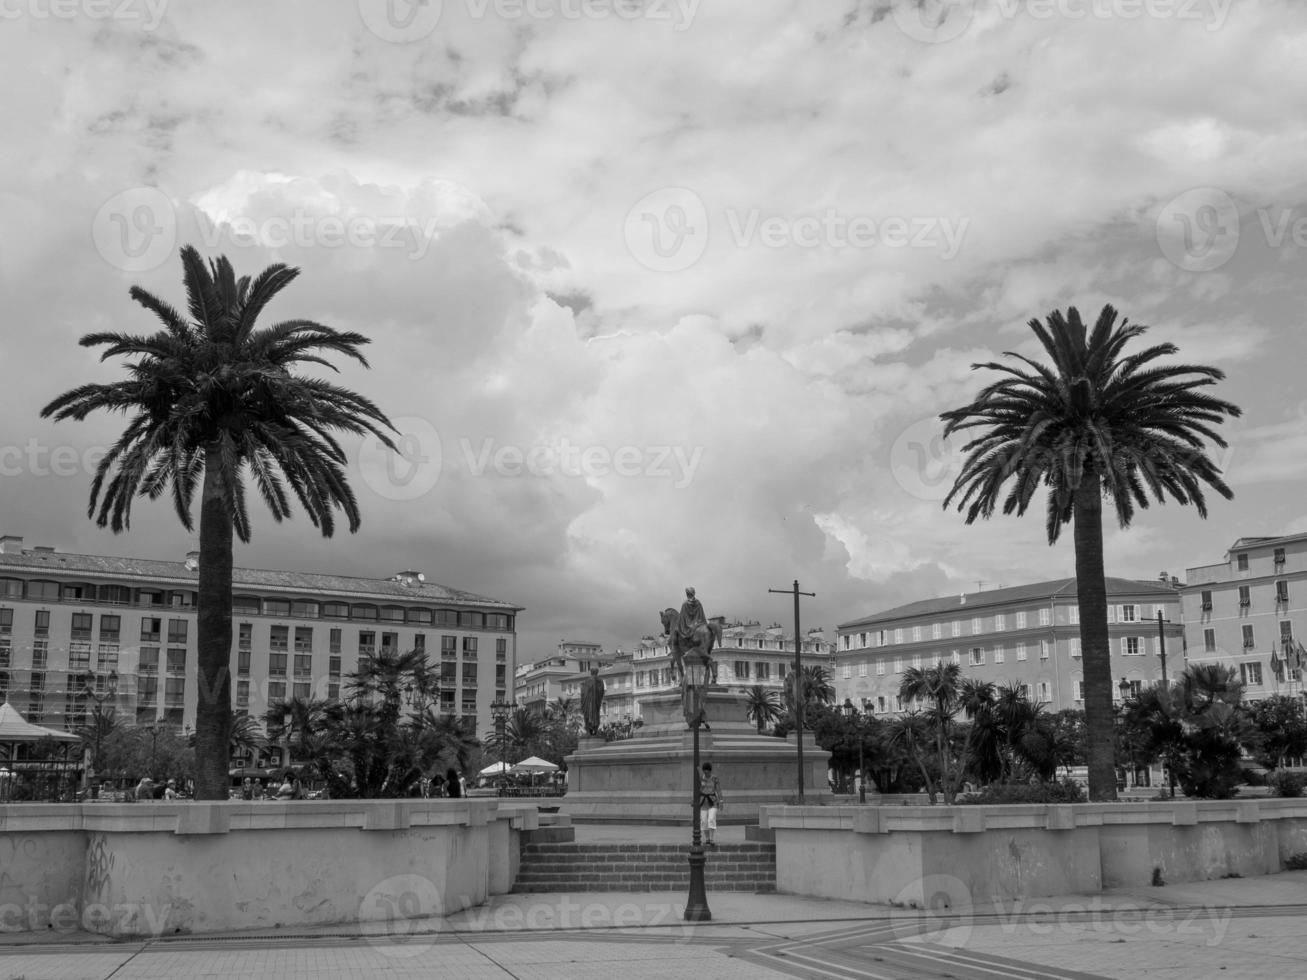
[1182,532,1307,698]
[0,534,520,739]
[513,641,607,711]
[834,578,1185,714]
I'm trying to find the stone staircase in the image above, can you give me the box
[514,841,777,893]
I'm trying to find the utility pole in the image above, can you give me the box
[769,580,815,802]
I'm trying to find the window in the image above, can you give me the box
[236,680,250,707]
[294,627,313,652]
[440,662,457,685]
[380,631,399,655]
[1037,681,1050,703]
[27,581,58,600]
[994,646,1005,664]
[951,650,961,664]
[951,621,961,638]
[166,619,188,644]
[329,628,342,653]
[1238,586,1251,608]
[1018,683,1031,700]
[269,653,288,677]
[270,625,289,651]
[1242,625,1255,649]
[496,638,507,658]
[1274,547,1286,565]
[267,681,286,702]
[138,647,159,673]
[352,605,379,621]
[857,662,867,677]
[1040,640,1051,660]
[459,612,484,629]
[971,617,982,635]
[294,654,312,678]
[407,608,434,625]
[264,599,290,617]
[233,595,261,615]
[293,682,311,700]
[894,657,904,673]
[969,647,984,666]
[912,626,922,642]
[1120,604,1136,623]
[1240,662,1263,687]
[734,661,751,679]
[1039,608,1050,627]
[1201,590,1213,611]
[0,578,21,598]
[237,650,250,675]
[137,675,157,704]
[756,662,770,680]
[1074,680,1085,701]
[1281,621,1295,645]
[932,623,942,640]
[323,602,349,619]
[328,656,341,677]
[328,683,341,700]
[1016,643,1027,662]
[358,631,376,656]
[858,631,868,648]
[1203,629,1216,653]
[875,660,885,675]
[165,676,185,705]
[71,613,92,637]
[1123,637,1141,656]
[841,664,852,679]
[1237,553,1249,571]
[1068,607,1079,626]
[1069,638,1081,658]
[1277,581,1290,604]
[487,613,511,630]
[1015,611,1027,629]
[380,606,405,624]
[441,635,457,659]
[166,648,186,673]
[435,610,458,627]
[994,614,1006,632]
[893,629,903,644]
[99,615,120,641]
[291,600,318,618]
[462,636,478,658]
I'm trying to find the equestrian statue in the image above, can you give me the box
[659,586,723,686]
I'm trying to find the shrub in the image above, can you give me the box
[959,779,1086,805]
[1284,852,1307,871]
[1268,770,1307,798]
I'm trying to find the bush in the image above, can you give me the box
[1284,852,1307,871]
[959,779,1086,805]
[1268,770,1307,798]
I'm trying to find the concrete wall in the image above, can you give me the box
[0,800,537,937]
[763,799,1307,906]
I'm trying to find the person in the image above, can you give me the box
[276,776,294,800]
[133,776,153,802]
[580,666,605,735]
[445,768,462,798]
[291,775,307,800]
[241,777,254,801]
[427,773,445,798]
[163,779,180,800]
[699,762,723,847]
[676,587,708,656]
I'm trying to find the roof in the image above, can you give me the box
[0,702,82,744]
[837,577,1180,631]
[0,547,520,611]
[1229,531,1307,552]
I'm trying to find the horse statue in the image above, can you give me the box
[659,607,722,685]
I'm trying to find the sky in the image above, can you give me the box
[2,0,1306,664]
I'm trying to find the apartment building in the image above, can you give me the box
[834,577,1185,714]
[1182,532,1307,697]
[514,641,607,711]
[0,534,521,735]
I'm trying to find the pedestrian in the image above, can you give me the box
[133,776,153,802]
[276,775,294,800]
[163,779,180,800]
[445,768,462,798]
[241,777,254,801]
[292,775,307,800]
[699,762,724,847]
[428,773,445,798]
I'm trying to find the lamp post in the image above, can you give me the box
[82,670,119,797]
[490,696,512,793]
[841,699,868,803]
[683,647,711,922]
[1117,677,1132,793]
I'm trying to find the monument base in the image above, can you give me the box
[562,691,832,823]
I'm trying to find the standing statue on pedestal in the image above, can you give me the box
[580,666,605,736]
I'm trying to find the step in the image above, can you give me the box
[512,839,776,894]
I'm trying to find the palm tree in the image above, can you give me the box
[886,711,937,803]
[42,246,397,799]
[228,710,265,764]
[940,305,1240,800]
[262,696,329,764]
[744,685,783,733]
[899,661,995,803]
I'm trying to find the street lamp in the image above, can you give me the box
[841,699,868,804]
[683,647,711,922]
[82,670,119,797]
[1117,677,1132,793]
[490,696,512,793]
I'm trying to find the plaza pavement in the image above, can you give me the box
[3,823,1306,979]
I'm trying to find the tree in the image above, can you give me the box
[900,661,995,803]
[229,710,265,762]
[262,696,330,764]
[941,305,1240,800]
[1248,695,1307,769]
[42,246,397,799]
[744,685,782,733]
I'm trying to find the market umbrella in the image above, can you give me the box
[478,760,512,777]
[509,756,559,774]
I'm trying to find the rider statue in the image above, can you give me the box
[676,587,708,656]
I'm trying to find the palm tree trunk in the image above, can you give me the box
[1074,472,1117,801]
[194,452,234,800]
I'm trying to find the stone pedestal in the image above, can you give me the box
[562,691,831,823]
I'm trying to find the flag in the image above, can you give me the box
[1296,640,1307,670]
[1271,645,1283,682]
